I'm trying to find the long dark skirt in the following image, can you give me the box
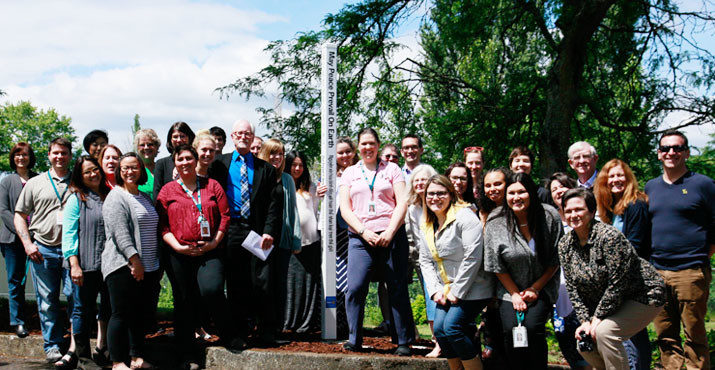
[283,240,322,333]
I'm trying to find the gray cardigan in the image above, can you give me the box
[418,206,495,301]
[0,172,36,243]
[484,204,562,304]
[101,188,152,278]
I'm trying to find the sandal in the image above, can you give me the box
[54,351,78,369]
[92,346,111,366]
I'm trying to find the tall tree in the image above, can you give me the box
[0,101,76,172]
[132,113,141,137]
[218,0,714,178]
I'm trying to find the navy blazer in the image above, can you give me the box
[621,199,651,259]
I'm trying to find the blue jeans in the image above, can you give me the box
[71,270,110,357]
[345,229,415,346]
[30,242,72,352]
[1,241,27,326]
[433,299,490,360]
[420,275,437,321]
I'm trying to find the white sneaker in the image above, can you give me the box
[46,347,62,363]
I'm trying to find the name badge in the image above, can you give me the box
[513,324,528,348]
[368,201,376,216]
[56,211,63,226]
[200,220,211,238]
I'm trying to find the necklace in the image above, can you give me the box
[519,223,528,227]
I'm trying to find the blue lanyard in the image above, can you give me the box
[516,312,525,324]
[177,179,204,222]
[359,160,380,196]
[47,171,67,204]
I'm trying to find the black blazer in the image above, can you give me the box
[152,156,175,202]
[212,152,283,241]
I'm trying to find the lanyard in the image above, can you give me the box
[516,312,525,324]
[359,160,380,198]
[177,179,204,221]
[47,171,68,204]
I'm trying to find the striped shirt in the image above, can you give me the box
[129,193,160,272]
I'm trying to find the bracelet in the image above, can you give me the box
[358,227,365,235]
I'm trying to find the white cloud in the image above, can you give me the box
[0,0,283,156]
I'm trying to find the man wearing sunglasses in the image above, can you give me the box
[645,129,714,370]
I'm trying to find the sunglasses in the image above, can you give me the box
[463,146,484,155]
[658,145,688,153]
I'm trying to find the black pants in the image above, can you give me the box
[106,267,161,363]
[225,220,275,339]
[498,295,551,370]
[169,249,232,354]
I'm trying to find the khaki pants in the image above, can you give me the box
[578,300,663,370]
[654,264,712,370]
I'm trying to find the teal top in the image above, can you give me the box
[137,168,154,201]
[280,172,302,251]
[62,194,81,258]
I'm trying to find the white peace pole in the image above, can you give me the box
[320,43,338,340]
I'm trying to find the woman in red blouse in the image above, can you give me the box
[156,144,233,368]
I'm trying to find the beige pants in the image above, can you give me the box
[578,300,663,370]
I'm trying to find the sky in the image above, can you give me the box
[1,0,712,159]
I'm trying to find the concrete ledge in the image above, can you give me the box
[206,347,450,369]
[0,334,570,369]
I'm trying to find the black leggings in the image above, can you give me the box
[169,250,231,353]
[499,295,551,370]
[106,267,161,363]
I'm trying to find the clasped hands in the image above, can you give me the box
[360,227,394,248]
[511,287,539,312]
[432,290,459,305]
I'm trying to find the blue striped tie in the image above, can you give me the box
[239,155,250,217]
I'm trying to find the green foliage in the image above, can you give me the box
[157,275,174,310]
[218,0,714,179]
[0,101,76,172]
[688,133,715,180]
[132,114,141,138]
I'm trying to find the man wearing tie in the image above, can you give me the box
[214,120,283,349]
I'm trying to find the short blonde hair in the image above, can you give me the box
[133,129,161,153]
[408,164,438,205]
[258,138,285,173]
[192,132,216,149]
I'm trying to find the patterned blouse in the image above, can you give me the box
[558,221,665,323]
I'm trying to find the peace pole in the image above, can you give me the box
[320,43,338,340]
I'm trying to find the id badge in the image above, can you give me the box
[512,324,528,348]
[200,220,211,238]
[368,201,377,216]
[56,211,63,225]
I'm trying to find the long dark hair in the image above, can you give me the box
[285,150,311,192]
[500,172,551,268]
[166,121,195,154]
[478,167,511,216]
[69,156,111,201]
[445,162,476,205]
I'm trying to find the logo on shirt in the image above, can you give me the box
[682,189,688,195]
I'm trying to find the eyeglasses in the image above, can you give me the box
[463,146,484,155]
[425,191,449,199]
[383,154,399,159]
[120,166,140,172]
[232,131,253,138]
[449,176,468,183]
[658,145,688,153]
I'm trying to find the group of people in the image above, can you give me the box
[0,122,711,370]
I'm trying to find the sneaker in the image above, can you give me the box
[46,347,62,363]
[394,345,411,356]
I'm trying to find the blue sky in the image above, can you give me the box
[0,0,711,157]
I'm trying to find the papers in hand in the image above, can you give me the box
[241,230,274,261]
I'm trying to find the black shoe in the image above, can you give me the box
[226,337,248,352]
[14,324,28,338]
[342,342,362,352]
[92,346,111,366]
[54,351,78,369]
[394,345,411,356]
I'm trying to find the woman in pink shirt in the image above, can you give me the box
[339,127,415,355]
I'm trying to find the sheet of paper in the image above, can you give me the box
[241,230,274,261]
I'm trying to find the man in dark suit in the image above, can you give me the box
[214,120,283,349]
